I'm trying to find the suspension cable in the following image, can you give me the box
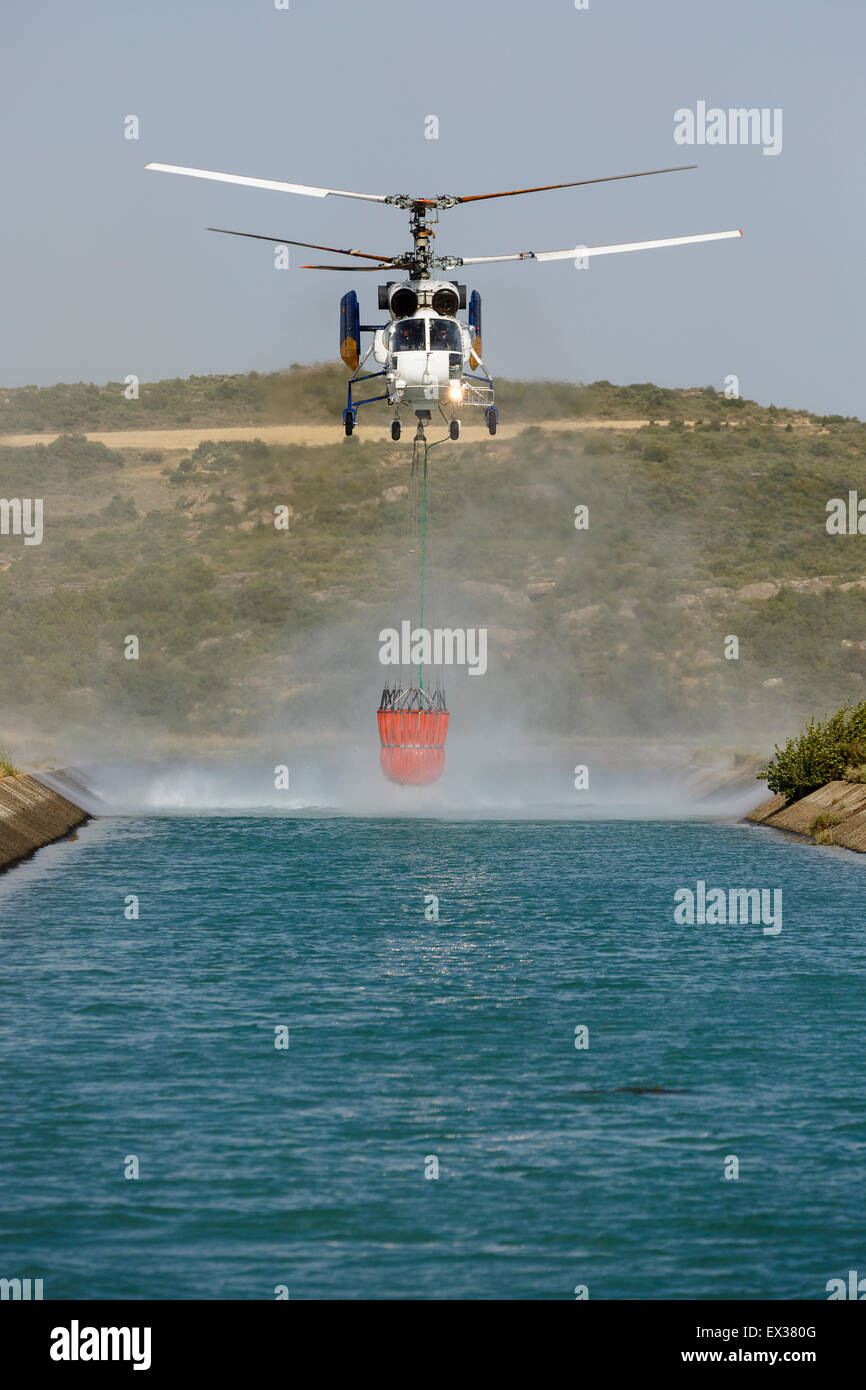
[417,433,451,693]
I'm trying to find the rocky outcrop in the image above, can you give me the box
[0,773,88,870]
[746,780,866,852]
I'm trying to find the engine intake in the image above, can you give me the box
[389,285,419,318]
[431,285,459,317]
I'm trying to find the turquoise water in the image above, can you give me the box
[1,814,864,1300]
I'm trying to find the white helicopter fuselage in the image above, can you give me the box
[378,313,470,406]
[371,280,473,408]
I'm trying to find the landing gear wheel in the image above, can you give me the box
[449,419,460,440]
[391,419,401,441]
[344,414,354,436]
[487,410,498,436]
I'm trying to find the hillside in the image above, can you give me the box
[0,367,850,435]
[1,366,865,758]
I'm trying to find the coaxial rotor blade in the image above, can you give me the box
[301,263,398,271]
[208,227,398,261]
[450,228,742,267]
[145,163,387,202]
[452,165,697,204]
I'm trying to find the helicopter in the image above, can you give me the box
[145,160,742,440]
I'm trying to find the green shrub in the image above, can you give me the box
[761,701,866,802]
[100,494,138,520]
[0,746,19,776]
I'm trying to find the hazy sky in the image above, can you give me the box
[2,0,863,415]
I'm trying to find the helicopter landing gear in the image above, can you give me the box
[485,406,499,436]
[391,419,401,441]
[449,419,460,441]
[343,409,356,437]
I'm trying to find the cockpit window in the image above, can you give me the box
[391,318,426,352]
[428,318,463,351]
